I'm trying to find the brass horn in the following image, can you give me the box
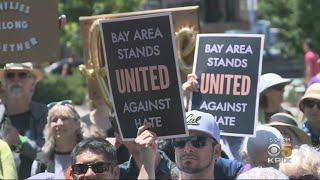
[175,27,197,81]
[79,19,113,108]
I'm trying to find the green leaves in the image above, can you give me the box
[258,0,320,60]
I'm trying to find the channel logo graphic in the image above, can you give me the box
[267,141,292,163]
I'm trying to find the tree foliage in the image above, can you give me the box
[258,0,320,60]
[58,0,143,56]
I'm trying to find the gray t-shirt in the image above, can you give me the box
[53,154,71,179]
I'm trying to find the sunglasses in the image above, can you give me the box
[269,84,285,91]
[47,100,72,109]
[72,161,115,175]
[172,136,216,149]
[5,71,31,80]
[304,99,320,109]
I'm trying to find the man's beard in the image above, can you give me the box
[178,153,213,174]
[8,86,23,97]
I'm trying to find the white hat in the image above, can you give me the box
[186,110,220,142]
[258,73,291,94]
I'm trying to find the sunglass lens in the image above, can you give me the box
[18,72,28,79]
[72,164,88,174]
[307,101,315,108]
[304,100,319,109]
[191,137,207,148]
[5,72,15,79]
[173,136,208,148]
[173,139,187,148]
[92,162,109,173]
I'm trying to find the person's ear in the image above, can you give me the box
[213,144,221,160]
[30,78,37,93]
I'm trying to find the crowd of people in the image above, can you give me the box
[0,60,319,180]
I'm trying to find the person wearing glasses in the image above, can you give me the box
[299,83,320,147]
[139,110,223,179]
[182,74,245,162]
[29,102,82,179]
[70,137,119,179]
[0,62,48,179]
[258,73,293,124]
[174,110,222,179]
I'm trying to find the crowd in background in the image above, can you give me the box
[0,57,319,180]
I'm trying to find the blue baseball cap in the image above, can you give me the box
[186,110,220,142]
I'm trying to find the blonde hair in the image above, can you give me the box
[41,104,81,161]
[279,144,320,178]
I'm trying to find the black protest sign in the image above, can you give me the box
[190,34,264,137]
[99,13,187,140]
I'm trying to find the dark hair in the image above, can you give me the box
[259,94,268,109]
[71,137,117,165]
[304,38,314,50]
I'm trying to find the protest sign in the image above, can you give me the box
[0,0,59,63]
[99,13,187,140]
[79,6,199,104]
[189,34,264,137]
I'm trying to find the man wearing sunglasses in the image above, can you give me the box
[172,110,222,179]
[0,62,48,179]
[71,137,119,179]
[299,83,320,147]
[138,110,222,179]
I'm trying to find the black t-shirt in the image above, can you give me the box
[9,111,34,179]
[10,111,32,136]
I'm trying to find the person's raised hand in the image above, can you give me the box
[135,123,157,166]
[182,74,199,94]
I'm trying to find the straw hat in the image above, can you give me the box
[0,62,42,81]
[258,73,291,94]
[268,113,311,145]
[299,83,320,112]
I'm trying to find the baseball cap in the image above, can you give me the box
[186,110,220,142]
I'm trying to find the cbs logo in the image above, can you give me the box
[267,143,292,157]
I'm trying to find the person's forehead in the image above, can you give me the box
[75,150,105,164]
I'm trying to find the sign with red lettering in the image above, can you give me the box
[189,34,264,137]
[99,13,188,140]
[0,0,59,63]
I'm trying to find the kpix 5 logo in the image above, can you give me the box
[267,140,292,164]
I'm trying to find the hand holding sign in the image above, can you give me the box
[135,123,157,179]
[182,74,199,94]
